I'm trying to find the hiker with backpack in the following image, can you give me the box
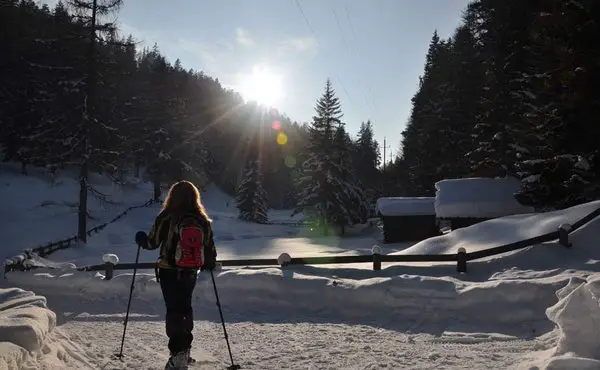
[138,180,217,369]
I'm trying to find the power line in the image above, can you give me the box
[293,0,318,42]
[342,3,377,113]
[330,4,349,50]
[292,0,354,107]
[329,2,373,112]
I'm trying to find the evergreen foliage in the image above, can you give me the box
[4,0,598,236]
[235,159,269,224]
[393,0,600,209]
[293,79,368,235]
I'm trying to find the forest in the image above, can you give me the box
[1,0,598,238]
[393,0,600,210]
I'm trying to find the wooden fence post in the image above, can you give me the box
[457,247,467,273]
[102,253,119,280]
[372,245,382,271]
[277,253,292,268]
[558,224,572,248]
[104,261,114,280]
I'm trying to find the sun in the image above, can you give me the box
[237,65,284,107]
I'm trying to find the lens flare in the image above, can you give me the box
[284,155,296,168]
[276,132,288,145]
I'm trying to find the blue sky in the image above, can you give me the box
[42,0,471,158]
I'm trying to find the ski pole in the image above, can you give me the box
[210,269,241,370]
[115,233,144,359]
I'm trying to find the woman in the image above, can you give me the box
[141,180,217,369]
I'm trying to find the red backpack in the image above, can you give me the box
[172,215,205,269]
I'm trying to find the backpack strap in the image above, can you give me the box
[160,214,180,267]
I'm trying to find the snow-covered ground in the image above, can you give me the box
[2,165,600,369]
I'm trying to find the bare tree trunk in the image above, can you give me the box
[78,159,88,242]
[322,217,329,236]
[77,0,97,243]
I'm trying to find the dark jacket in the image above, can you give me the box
[145,209,217,269]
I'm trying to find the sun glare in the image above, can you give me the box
[237,66,284,107]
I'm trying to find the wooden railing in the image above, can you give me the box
[4,205,600,280]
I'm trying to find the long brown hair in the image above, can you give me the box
[161,180,211,222]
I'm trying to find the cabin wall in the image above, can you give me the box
[437,217,490,231]
[381,214,440,243]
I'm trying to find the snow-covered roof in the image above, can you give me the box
[434,177,534,219]
[376,197,435,216]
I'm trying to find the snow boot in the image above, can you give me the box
[186,349,196,364]
[164,351,189,369]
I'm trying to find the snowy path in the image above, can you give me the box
[60,319,547,369]
[2,263,580,369]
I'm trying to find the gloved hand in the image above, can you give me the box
[135,231,148,249]
[202,258,216,271]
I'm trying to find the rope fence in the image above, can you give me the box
[4,198,159,270]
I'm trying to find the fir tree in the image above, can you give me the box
[441,22,483,177]
[61,0,127,242]
[390,0,600,210]
[515,0,600,209]
[330,125,368,232]
[0,0,70,174]
[294,79,364,235]
[293,79,342,235]
[235,159,269,223]
[400,32,455,195]
[135,46,178,200]
[466,0,539,177]
[353,120,381,198]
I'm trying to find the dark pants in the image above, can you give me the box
[159,268,198,355]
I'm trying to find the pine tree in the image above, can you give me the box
[353,120,381,197]
[60,0,127,242]
[400,32,456,195]
[0,0,66,174]
[466,0,539,177]
[293,79,341,235]
[235,159,269,223]
[381,156,411,197]
[515,0,600,209]
[294,79,365,235]
[441,22,483,177]
[329,125,368,232]
[132,45,188,200]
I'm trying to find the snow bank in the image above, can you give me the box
[213,268,569,334]
[398,200,600,255]
[434,177,534,219]
[4,265,572,340]
[546,276,600,358]
[376,197,435,216]
[0,287,94,369]
[534,273,600,369]
[0,288,55,354]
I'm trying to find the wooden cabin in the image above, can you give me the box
[376,197,440,243]
[434,177,534,230]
